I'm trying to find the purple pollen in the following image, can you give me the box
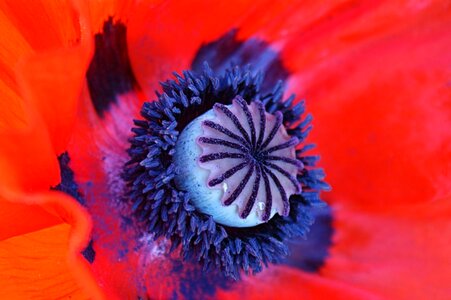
[198,96,302,221]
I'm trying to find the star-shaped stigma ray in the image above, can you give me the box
[197,96,302,222]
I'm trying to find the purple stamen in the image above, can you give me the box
[127,63,329,280]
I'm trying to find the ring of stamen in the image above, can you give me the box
[124,64,330,279]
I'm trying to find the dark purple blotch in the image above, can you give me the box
[53,152,85,205]
[81,239,96,264]
[191,29,289,93]
[283,206,334,272]
[53,152,96,264]
[86,17,139,116]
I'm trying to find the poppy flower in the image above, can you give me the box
[0,0,450,299]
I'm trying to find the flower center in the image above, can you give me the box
[124,64,329,279]
[174,96,301,227]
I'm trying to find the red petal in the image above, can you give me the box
[0,0,92,236]
[0,224,88,299]
[12,4,92,154]
[279,1,451,209]
[0,122,60,194]
[15,45,92,154]
[0,2,104,297]
[322,199,451,299]
[0,200,60,240]
[217,266,382,300]
[74,0,140,34]
[0,1,81,51]
[126,0,265,98]
[0,0,93,154]
[0,8,31,129]
[0,191,104,299]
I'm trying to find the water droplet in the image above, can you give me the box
[222,182,228,193]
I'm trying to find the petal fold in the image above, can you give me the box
[0,191,104,299]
